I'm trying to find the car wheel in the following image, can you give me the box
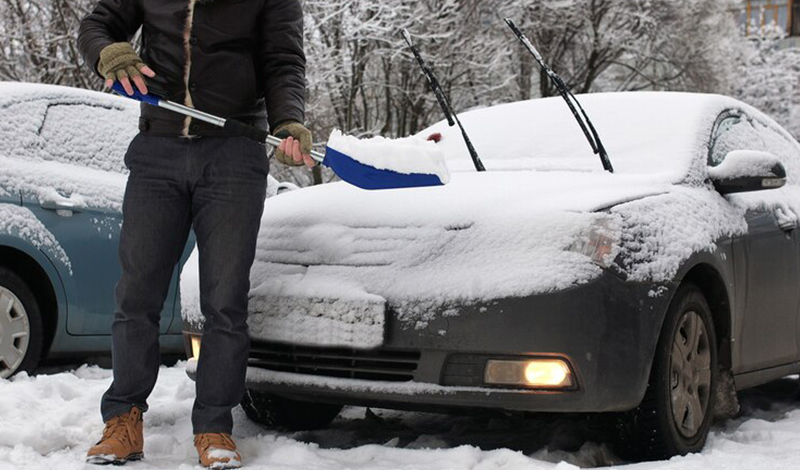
[614,283,717,461]
[241,388,343,431]
[0,266,43,379]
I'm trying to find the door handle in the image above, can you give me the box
[40,198,83,213]
[779,219,797,232]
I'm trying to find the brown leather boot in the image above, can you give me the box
[86,407,144,465]
[194,433,242,469]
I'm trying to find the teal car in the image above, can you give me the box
[0,82,193,378]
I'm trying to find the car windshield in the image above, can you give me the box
[420,92,736,182]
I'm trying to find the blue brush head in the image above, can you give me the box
[323,147,446,190]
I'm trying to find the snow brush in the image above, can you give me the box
[110,82,448,190]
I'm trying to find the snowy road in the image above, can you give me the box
[1,363,800,470]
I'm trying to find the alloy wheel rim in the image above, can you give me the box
[670,310,712,438]
[0,286,30,379]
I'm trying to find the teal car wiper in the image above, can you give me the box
[505,18,614,173]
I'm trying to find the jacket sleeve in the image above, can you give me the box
[77,0,144,79]
[259,0,306,130]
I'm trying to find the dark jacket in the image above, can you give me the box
[78,0,306,137]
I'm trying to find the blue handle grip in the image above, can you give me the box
[110,82,162,107]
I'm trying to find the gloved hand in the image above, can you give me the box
[98,42,156,95]
[273,121,315,167]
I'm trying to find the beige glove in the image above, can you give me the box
[273,121,313,167]
[98,42,149,84]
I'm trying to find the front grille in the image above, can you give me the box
[248,341,421,382]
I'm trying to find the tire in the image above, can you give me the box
[614,283,717,461]
[241,388,343,431]
[0,266,43,379]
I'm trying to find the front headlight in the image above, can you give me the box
[568,216,620,268]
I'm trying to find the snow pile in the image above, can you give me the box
[707,150,784,181]
[207,449,241,467]
[0,203,71,273]
[327,130,450,183]
[3,363,800,470]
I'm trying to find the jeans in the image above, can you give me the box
[101,133,268,434]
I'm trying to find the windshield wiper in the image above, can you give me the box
[504,18,614,173]
[401,29,486,172]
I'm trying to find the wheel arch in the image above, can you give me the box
[678,263,732,371]
[0,244,61,359]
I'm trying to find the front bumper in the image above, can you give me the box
[185,272,675,414]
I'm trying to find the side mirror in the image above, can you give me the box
[708,150,787,195]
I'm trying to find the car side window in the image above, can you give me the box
[709,110,800,184]
[708,113,765,166]
[38,103,138,174]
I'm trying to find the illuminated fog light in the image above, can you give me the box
[484,359,573,388]
[191,336,202,361]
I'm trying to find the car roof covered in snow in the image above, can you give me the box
[422,91,785,183]
[0,81,133,107]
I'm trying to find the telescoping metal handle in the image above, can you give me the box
[110,83,325,163]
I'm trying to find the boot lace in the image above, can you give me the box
[101,409,138,446]
[195,433,236,452]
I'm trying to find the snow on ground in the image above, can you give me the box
[2,363,800,470]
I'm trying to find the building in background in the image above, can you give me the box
[738,0,800,46]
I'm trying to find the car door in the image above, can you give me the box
[711,110,800,372]
[19,101,179,336]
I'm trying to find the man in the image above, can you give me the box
[77,0,313,467]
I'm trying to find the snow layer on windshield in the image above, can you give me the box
[0,203,71,273]
[421,92,755,182]
[327,130,450,183]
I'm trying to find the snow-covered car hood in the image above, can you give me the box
[240,170,668,326]
[227,170,676,347]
